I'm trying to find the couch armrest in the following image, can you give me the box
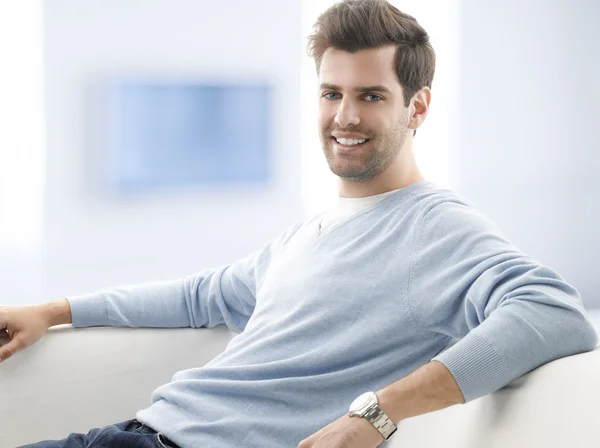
[0,324,234,447]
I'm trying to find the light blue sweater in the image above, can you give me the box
[68,180,598,448]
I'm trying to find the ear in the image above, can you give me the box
[407,87,431,132]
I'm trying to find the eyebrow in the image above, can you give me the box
[319,83,392,94]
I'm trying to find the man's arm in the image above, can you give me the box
[66,257,264,332]
[66,220,303,332]
[408,200,598,403]
[376,360,464,423]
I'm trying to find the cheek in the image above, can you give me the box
[368,116,395,136]
[318,103,338,128]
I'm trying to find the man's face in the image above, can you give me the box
[318,45,410,181]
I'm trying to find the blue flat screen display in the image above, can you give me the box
[105,81,272,193]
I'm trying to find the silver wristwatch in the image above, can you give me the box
[348,391,397,440]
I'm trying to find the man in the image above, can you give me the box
[1,1,597,447]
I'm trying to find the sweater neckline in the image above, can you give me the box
[314,179,436,241]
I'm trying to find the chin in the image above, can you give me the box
[329,164,374,181]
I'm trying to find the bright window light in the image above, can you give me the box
[0,0,45,250]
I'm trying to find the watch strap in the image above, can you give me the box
[364,404,397,440]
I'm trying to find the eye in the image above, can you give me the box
[323,92,341,100]
[364,94,382,102]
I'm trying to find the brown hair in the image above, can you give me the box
[307,0,436,109]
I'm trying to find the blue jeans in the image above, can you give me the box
[18,418,179,448]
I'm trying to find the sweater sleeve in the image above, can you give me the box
[407,200,598,402]
[67,221,302,333]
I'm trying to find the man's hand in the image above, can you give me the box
[0,299,72,363]
[297,414,384,448]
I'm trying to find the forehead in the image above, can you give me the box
[318,45,401,93]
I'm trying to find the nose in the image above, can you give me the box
[335,99,360,128]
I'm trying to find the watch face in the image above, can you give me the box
[349,392,376,416]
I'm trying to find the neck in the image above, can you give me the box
[337,141,424,198]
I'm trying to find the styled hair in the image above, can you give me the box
[307,0,435,108]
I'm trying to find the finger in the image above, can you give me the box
[0,336,24,363]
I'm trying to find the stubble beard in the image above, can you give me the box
[321,119,408,182]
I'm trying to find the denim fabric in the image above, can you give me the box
[18,418,178,448]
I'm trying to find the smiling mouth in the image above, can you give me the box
[330,137,371,149]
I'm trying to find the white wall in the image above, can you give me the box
[458,0,600,308]
[36,0,304,302]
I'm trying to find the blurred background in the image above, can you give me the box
[0,0,598,321]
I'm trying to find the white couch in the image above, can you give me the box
[1,324,599,447]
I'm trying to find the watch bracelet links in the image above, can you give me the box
[364,405,398,440]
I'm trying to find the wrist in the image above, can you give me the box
[376,387,405,424]
[41,299,72,327]
[376,361,465,425]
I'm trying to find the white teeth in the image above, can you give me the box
[335,137,367,146]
